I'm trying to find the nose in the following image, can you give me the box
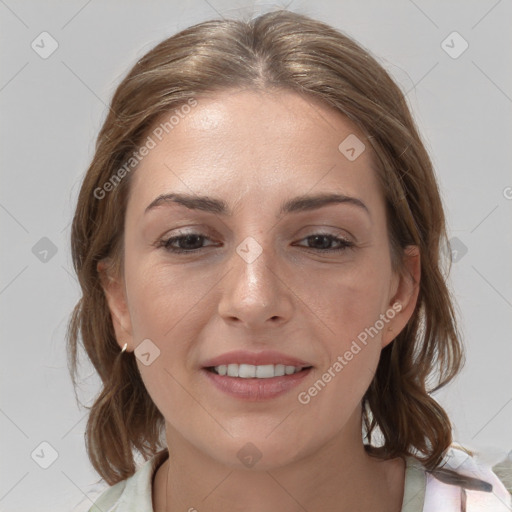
[217,238,294,329]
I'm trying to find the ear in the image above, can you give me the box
[97,258,134,352]
[381,245,421,348]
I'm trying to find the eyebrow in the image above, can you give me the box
[144,192,370,218]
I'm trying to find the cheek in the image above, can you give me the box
[126,263,208,415]
[125,257,210,339]
[303,259,392,347]
[297,268,387,418]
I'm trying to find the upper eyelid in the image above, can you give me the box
[162,227,353,239]
[162,222,354,236]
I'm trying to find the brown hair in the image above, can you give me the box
[67,9,464,485]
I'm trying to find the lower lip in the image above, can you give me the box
[202,367,313,401]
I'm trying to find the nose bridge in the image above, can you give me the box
[233,235,279,304]
[217,234,292,325]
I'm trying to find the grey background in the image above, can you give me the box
[1,1,511,510]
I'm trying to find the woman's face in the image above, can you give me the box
[103,88,419,469]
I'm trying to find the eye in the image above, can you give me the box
[156,231,354,254]
[156,232,217,253]
[295,233,355,252]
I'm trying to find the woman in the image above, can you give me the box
[67,9,511,512]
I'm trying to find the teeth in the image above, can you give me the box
[214,363,304,378]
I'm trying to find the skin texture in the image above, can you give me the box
[99,88,421,512]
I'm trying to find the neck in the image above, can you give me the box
[153,409,405,512]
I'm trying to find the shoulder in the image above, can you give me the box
[87,450,168,512]
[409,443,512,512]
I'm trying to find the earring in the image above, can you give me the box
[121,343,128,353]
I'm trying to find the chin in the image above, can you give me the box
[207,435,309,471]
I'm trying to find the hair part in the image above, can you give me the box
[67,9,464,485]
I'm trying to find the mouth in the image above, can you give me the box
[205,363,313,378]
[201,364,314,401]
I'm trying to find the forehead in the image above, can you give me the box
[128,89,382,214]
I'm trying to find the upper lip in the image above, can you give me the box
[201,350,313,369]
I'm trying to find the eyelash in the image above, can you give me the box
[156,232,355,254]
